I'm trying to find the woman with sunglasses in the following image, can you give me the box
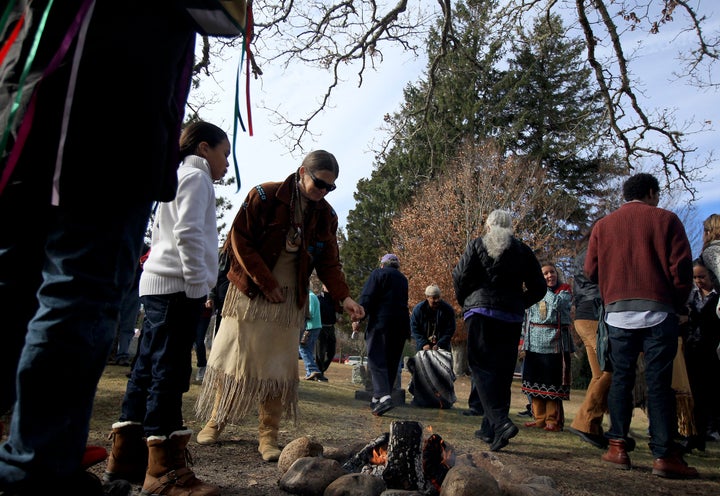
[193,150,365,462]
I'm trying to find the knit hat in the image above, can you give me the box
[425,284,441,297]
[381,253,399,264]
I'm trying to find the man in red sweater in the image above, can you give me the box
[585,172,697,479]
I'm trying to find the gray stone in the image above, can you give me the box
[439,465,501,496]
[278,436,324,473]
[279,456,347,495]
[324,472,387,496]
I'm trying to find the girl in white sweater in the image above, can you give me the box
[105,121,229,496]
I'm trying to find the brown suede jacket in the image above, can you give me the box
[226,172,350,311]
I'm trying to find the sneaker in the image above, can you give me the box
[706,431,720,442]
[517,408,533,417]
[196,366,206,382]
[304,371,321,380]
[462,409,483,417]
[372,397,394,417]
[316,374,329,382]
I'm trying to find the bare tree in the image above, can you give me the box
[390,139,575,371]
[391,140,575,312]
[200,0,716,194]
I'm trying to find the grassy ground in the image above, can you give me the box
[87,360,720,495]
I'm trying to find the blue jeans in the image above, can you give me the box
[120,292,204,436]
[299,328,322,376]
[0,202,152,486]
[194,312,211,368]
[115,283,142,362]
[606,315,679,458]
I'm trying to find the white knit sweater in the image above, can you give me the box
[140,155,219,299]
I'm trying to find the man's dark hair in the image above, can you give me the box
[622,173,659,202]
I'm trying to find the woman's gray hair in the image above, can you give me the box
[483,209,514,259]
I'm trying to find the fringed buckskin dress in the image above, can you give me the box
[196,249,305,423]
[194,170,352,434]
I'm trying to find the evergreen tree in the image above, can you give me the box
[497,14,622,254]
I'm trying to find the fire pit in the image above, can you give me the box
[341,420,455,493]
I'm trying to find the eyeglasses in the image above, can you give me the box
[306,169,336,192]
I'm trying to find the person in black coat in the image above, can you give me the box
[452,209,545,452]
[354,253,410,416]
[315,285,338,382]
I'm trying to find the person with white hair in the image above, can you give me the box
[452,209,546,451]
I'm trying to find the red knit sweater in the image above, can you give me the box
[584,201,693,312]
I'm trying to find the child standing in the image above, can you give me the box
[104,121,230,496]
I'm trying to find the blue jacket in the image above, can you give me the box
[358,266,410,337]
[410,299,456,351]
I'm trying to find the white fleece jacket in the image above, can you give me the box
[140,155,219,299]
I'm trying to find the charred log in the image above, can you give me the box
[341,433,389,473]
[422,433,456,493]
[382,420,425,491]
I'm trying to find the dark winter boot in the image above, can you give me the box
[141,429,220,496]
[104,421,148,484]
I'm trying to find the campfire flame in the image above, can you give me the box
[369,445,388,465]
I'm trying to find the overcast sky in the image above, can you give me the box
[200,9,719,257]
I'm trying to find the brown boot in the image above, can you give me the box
[652,454,699,479]
[141,429,219,496]
[258,397,283,462]
[104,421,148,484]
[601,438,631,470]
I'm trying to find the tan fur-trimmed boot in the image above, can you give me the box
[258,397,283,462]
[103,421,148,484]
[141,429,219,496]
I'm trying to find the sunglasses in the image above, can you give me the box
[306,169,336,192]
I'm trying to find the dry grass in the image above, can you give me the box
[88,360,720,495]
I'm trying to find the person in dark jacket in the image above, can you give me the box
[355,253,411,416]
[210,246,231,336]
[410,284,456,352]
[0,2,198,494]
[315,284,338,382]
[452,209,545,452]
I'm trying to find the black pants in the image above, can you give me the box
[466,313,521,435]
[315,325,336,373]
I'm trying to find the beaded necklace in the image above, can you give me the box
[286,172,305,252]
